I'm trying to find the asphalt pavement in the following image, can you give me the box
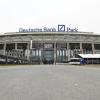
[0,64,100,100]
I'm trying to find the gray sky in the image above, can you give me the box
[0,0,100,33]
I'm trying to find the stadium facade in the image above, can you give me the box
[0,30,100,64]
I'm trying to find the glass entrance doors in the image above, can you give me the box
[56,49,67,63]
[42,49,54,64]
[42,43,54,64]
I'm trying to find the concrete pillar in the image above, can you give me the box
[67,42,70,61]
[58,49,60,56]
[30,40,33,63]
[92,43,95,54]
[40,44,43,64]
[15,43,17,50]
[25,49,30,60]
[3,43,6,55]
[80,43,83,54]
[24,43,30,61]
[67,42,69,50]
[30,40,32,49]
[54,42,56,64]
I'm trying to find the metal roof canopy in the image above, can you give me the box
[78,54,100,58]
[2,32,96,36]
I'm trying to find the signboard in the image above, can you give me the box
[19,25,78,33]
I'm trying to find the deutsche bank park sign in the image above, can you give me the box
[19,25,78,33]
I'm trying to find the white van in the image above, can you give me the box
[69,58,80,65]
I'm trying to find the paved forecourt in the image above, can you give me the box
[0,64,100,100]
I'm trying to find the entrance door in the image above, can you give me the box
[42,49,54,64]
[42,43,54,64]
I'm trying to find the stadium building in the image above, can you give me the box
[0,25,100,64]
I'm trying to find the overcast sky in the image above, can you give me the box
[0,0,100,34]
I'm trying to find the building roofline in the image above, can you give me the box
[0,31,100,36]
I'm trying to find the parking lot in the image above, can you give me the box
[0,64,100,100]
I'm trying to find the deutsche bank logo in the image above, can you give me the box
[58,25,65,32]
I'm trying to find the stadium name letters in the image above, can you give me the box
[19,25,78,33]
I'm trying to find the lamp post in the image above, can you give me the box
[30,39,33,64]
